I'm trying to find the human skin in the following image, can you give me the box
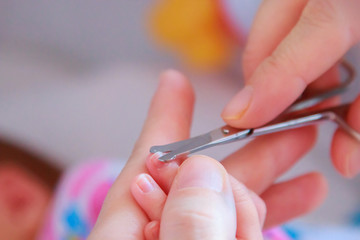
[131,154,266,240]
[0,164,51,240]
[222,0,360,177]
[88,70,327,239]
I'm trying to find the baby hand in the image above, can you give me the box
[131,154,266,240]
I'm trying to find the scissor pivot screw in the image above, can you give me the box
[222,129,230,134]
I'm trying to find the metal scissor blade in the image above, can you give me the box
[150,125,240,154]
[150,136,207,154]
[157,133,212,161]
[157,128,252,162]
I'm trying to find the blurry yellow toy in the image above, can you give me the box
[149,0,244,70]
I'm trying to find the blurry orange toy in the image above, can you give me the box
[149,0,245,70]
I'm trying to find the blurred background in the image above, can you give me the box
[1,0,360,228]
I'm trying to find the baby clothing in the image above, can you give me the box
[37,160,124,240]
[36,160,290,240]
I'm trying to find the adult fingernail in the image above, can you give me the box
[222,85,253,120]
[348,147,360,177]
[136,174,155,193]
[175,156,224,192]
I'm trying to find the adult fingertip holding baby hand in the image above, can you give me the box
[131,154,266,240]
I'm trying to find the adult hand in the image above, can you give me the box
[222,0,360,177]
[89,70,326,239]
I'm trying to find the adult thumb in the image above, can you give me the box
[159,155,236,240]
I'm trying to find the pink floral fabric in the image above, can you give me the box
[37,159,290,239]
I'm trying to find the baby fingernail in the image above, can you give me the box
[222,85,253,120]
[149,152,179,169]
[136,174,154,193]
[176,156,223,192]
[149,152,166,169]
[349,148,360,177]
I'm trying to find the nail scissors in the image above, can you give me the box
[150,61,360,162]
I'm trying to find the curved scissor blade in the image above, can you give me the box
[156,127,252,162]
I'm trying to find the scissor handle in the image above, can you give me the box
[249,104,360,142]
[288,60,355,112]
